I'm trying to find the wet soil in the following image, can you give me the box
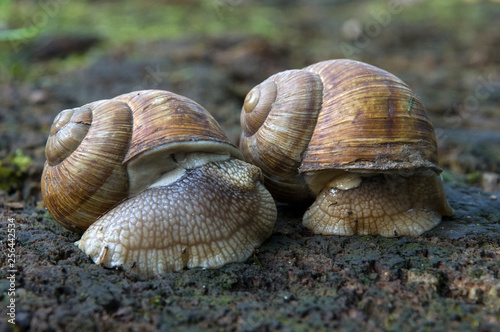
[1,181,499,332]
[0,1,499,331]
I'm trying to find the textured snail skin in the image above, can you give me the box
[303,171,452,237]
[240,59,453,237]
[77,159,275,278]
[42,90,277,278]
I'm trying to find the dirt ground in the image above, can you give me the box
[0,1,499,331]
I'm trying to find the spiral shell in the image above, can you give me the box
[240,69,323,201]
[240,59,439,201]
[240,59,453,237]
[41,101,132,232]
[42,89,277,277]
[42,90,241,233]
[301,60,438,173]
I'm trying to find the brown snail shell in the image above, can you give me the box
[42,90,277,278]
[240,69,323,201]
[42,101,133,232]
[240,59,453,237]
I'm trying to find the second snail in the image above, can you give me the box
[240,59,453,237]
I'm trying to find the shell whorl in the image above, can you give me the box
[241,79,278,136]
[45,107,92,166]
[301,59,439,173]
[42,100,133,233]
[114,90,238,164]
[240,70,324,201]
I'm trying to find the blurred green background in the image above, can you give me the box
[1,0,498,86]
[0,0,499,199]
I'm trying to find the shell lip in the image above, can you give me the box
[299,161,442,175]
[124,140,243,164]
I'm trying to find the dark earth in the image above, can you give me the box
[0,1,499,331]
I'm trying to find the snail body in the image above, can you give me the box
[42,90,277,278]
[240,59,453,237]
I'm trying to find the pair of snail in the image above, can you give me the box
[41,59,453,278]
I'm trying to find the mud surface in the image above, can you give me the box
[0,1,499,331]
[1,182,499,332]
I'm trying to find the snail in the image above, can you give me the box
[41,90,277,278]
[239,59,453,237]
